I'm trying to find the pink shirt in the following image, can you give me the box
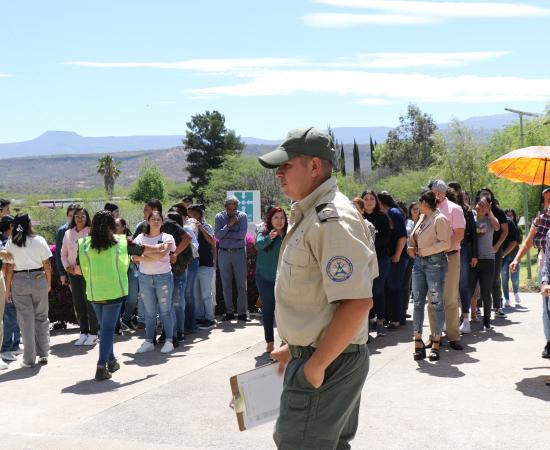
[61,226,90,269]
[133,232,176,275]
[437,198,465,252]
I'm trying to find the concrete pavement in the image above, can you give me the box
[1,293,549,449]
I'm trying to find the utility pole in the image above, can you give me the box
[505,107,541,279]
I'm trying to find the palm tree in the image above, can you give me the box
[97,155,122,199]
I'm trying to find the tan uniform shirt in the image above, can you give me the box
[275,177,378,347]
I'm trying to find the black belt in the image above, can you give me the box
[14,268,43,273]
[419,251,446,259]
[219,247,244,252]
[288,344,366,359]
[446,250,458,256]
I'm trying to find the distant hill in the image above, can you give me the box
[0,113,519,159]
[0,148,187,195]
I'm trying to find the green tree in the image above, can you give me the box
[96,155,121,199]
[128,160,166,204]
[437,119,493,196]
[183,110,245,199]
[202,155,286,217]
[340,143,346,176]
[352,139,360,177]
[378,103,443,172]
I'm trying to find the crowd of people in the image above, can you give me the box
[0,175,548,379]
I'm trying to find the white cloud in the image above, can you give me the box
[311,0,550,17]
[65,51,508,73]
[331,51,510,68]
[306,1,550,27]
[303,12,437,26]
[358,98,399,105]
[64,58,304,72]
[0,73,12,77]
[187,69,550,104]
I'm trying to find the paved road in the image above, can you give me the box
[1,293,549,449]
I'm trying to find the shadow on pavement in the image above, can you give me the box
[61,374,157,395]
[415,359,466,378]
[515,375,550,401]
[218,320,262,334]
[0,365,42,383]
[121,351,186,367]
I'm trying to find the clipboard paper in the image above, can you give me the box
[229,362,283,431]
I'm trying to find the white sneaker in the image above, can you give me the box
[20,361,35,368]
[459,320,471,334]
[504,299,511,308]
[160,341,174,354]
[0,360,8,370]
[136,341,155,354]
[83,334,98,346]
[1,351,17,361]
[74,333,88,346]
[514,293,521,305]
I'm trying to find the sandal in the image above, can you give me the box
[429,339,441,361]
[413,338,426,360]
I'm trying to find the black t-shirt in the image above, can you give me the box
[502,218,519,257]
[364,211,391,258]
[197,226,214,267]
[492,206,508,245]
[132,221,146,239]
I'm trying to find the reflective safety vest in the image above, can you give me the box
[78,235,130,302]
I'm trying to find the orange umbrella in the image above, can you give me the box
[488,146,550,186]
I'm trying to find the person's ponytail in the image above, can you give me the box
[11,214,34,247]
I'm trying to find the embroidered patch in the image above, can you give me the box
[326,256,353,282]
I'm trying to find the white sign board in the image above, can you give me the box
[227,190,261,226]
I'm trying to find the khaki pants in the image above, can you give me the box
[428,252,461,341]
[12,271,50,365]
[0,272,5,349]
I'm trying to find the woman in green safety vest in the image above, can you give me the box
[76,210,170,381]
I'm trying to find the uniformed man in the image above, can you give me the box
[259,127,378,450]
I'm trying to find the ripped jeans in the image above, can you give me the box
[412,253,448,337]
[138,272,174,342]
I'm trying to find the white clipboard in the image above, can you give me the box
[229,362,284,431]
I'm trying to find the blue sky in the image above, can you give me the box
[1,0,549,142]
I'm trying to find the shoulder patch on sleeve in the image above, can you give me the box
[316,203,340,223]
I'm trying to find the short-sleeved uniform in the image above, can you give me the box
[273,177,378,450]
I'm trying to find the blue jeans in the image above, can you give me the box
[373,255,391,321]
[138,272,174,341]
[543,296,550,341]
[172,271,188,335]
[122,265,140,323]
[91,301,122,366]
[195,266,215,323]
[501,254,520,301]
[459,245,472,314]
[256,273,275,343]
[386,255,409,323]
[1,302,21,352]
[184,259,199,331]
[412,254,448,336]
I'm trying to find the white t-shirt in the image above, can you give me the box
[5,235,53,271]
[133,232,176,275]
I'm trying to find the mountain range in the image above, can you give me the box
[0,113,517,159]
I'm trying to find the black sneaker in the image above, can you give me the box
[222,313,235,321]
[238,314,251,322]
[95,365,112,381]
[494,309,507,319]
[158,330,166,343]
[172,337,180,348]
[107,359,120,373]
[176,332,185,342]
[198,320,216,330]
[542,342,550,359]
[121,319,136,331]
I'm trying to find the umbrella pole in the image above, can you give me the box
[542,158,548,211]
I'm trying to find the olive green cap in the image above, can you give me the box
[258,127,336,169]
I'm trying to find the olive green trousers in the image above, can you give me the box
[274,345,369,450]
